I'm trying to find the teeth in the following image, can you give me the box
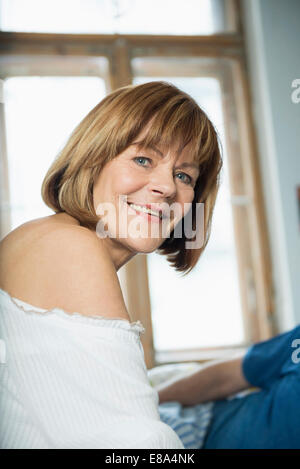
[128,203,162,219]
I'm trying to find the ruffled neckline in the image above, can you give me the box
[0,287,145,335]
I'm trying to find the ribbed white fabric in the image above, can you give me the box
[0,288,184,449]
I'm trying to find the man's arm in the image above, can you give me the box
[157,353,252,406]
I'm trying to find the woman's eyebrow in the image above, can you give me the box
[177,162,199,172]
[132,141,199,172]
[132,141,164,157]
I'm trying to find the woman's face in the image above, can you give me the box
[93,130,200,255]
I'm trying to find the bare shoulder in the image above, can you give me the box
[1,217,130,321]
[36,225,130,320]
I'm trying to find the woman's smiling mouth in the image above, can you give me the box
[127,202,163,223]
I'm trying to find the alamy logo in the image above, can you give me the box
[0,339,6,364]
[95,195,205,249]
[291,338,300,364]
[291,79,300,103]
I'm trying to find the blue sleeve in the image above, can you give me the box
[241,325,300,390]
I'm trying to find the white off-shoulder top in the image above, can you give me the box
[0,288,184,449]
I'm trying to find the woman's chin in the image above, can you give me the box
[126,237,166,254]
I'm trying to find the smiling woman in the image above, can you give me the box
[91,133,202,260]
[0,81,222,449]
[41,80,222,273]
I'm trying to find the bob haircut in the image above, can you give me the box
[41,81,222,275]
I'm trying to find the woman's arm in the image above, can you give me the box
[157,353,252,406]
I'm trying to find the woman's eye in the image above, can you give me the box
[133,156,152,167]
[134,158,193,186]
[176,172,193,185]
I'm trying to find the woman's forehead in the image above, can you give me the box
[132,119,187,151]
[133,139,198,163]
[131,138,193,157]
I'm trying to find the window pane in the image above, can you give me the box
[3,76,106,230]
[133,76,245,349]
[0,0,235,35]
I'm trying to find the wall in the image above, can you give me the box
[242,0,300,330]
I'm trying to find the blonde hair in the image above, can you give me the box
[41,81,222,275]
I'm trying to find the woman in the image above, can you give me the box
[0,81,222,449]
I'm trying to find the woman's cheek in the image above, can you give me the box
[123,168,147,188]
[114,170,135,188]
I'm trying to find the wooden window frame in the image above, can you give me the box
[0,0,275,369]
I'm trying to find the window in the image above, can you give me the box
[134,75,244,350]
[0,0,237,35]
[3,76,106,230]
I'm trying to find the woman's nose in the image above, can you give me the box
[147,166,177,200]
